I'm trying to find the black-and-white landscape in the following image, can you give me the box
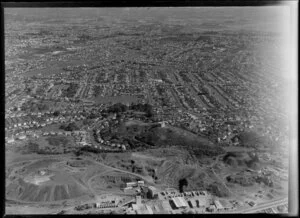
[5,6,294,214]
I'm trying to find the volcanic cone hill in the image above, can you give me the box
[6,177,90,202]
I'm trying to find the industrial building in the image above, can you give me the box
[214,200,224,211]
[126,182,137,188]
[188,199,197,208]
[136,195,142,205]
[137,180,144,186]
[126,180,144,188]
[207,205,216,212]
[219,199,233,210]
[123,186,133,193]
[140,186,149,198]
[147,186,158,199]
[132,204,154,214]
[145,205,154,214]
[171,197,188,209]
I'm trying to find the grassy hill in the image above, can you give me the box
[106,120,225,157]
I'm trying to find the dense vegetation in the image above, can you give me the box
[62,83,79,98]
[104,103,154,118]
[179,178,188,193]
[20,100,49,112]
[59,122,80,131]
[223,151,260,169]
[238,131,271,149]
[45,136,70,146]
[100,118,225,157]
[20,141,62,155]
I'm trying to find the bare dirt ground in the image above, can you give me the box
[6,137,288,214]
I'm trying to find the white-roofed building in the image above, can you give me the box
[6,137,15,143]
[137,180,144,186]
[147,186,158,199]
[214,200,223,211]
[145,205,154,214]
[219,199,233,211]
[18,134,27,140]
[188,199,196,208]
[172,197,188,209]
[126,182,137,188]
[178,197,188,207]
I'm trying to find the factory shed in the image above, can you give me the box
[126,182,137,187]
[219,199,233,210]
[214,200,224,211]
[189,199,196,208]
[135,205,154,214]
[172,197,188,209]
[145,205,154,214]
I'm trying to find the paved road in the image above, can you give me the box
[229,197,288,214]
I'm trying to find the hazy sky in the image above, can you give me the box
[5,6,291,33]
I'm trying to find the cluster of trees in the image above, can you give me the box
[53,111,60,116]
[129,103,153,117]
[78,34,93,41]
[255,175,273,187]
[45,136,70,146]
[87,112,99,119]
[120,137,152,151]
[82,119,94,126]
[21,141,62,155]
[179,178,188,193]
[179,71,192,83]
[20,100,49,112]
[157,71,172,84]
[59,122,79,131]
[226,174,255,187]
[105,103,154,117]
[79,146,123,154]
[238,131,269,148]
[191,146,225,158]
[21,142,39,154]
[106,103,128,113]
[62,83,79,98]
[8,88,21,98]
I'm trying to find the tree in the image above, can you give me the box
[179,178,188,193]
[53,111,60,116]
[107,103,128,113]
[145,107,153,118]
[74,150,83,157]
[60,122,79,131]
